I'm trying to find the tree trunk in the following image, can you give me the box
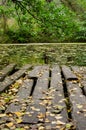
[2,0,8,34]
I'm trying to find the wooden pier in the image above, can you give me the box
[0,64,86,130]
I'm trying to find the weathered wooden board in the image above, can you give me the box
[23,66,49,124]
[0,65,86,129]
[0,65,31,93]
[6,79,33,113]
[45,65,68,129]
[0,79,33,125]
[0,63,16,81]
[66,81,86,130]
[28,66,43,78]
[72,66,86,95]
[62,65,78,80]
[10,64,32,80]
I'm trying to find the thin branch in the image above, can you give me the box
[16,1,43,22]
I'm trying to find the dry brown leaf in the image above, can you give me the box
[37,113,45,119]
[83,109,86,112]
[38,126,45,130]
[16,79,23,84]
[49,113,55,117]
[45,118,50,123]
[31,106,40,111]
[51,121,57,124]
[55,115,63,120]
[56,120,65,125]
[46,111,50,116]
[24,126,30,129]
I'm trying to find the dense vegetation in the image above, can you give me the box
[0,44,86,69]
[0,0,86,43]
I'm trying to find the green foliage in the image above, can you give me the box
[0,44,86,70]
[6,27,32,43]
[74,27,86,42]
[0,0,86,43]
[74,11,86,42]
[2,1,79,43]
[36,3,78,42]
[0,3,15,17]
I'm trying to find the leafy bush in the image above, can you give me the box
[6,27,34,43]
[74,27,86,42]
[7,1,78,43]
[74,11,86,42]
[0,0,80,43]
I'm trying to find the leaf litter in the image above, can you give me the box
[0,76,77,130]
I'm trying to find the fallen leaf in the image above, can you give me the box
[45,118,50,123]
[56,120,65,125]
[14,112,24,117]
[31,106,40,111]
[53,105,64,110]
[37,113,45,119]
[51,121,57,124]
[52,109,61,114]
[6,122,14,127]
[16,118,22,123]
[0,113,6,117]
[15,128,24,130]
[77,104,83,109]
[55,115,63,120]
[66,123,72,129]
[38,126,45,130]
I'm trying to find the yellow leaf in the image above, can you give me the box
[38,126,45,130]
[0,72,3,74]
[0,114,6,117]
[77,104,83,109]
[6,122,14,127]
[14,112,24,117]
[66,123,72,129]
[68,109,71,113]
[45,118,50,123]
[37,113,45,119]
[16,118,22,123]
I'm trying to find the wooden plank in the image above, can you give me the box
[6,79,33,113]
[0,79,33,125]
[71,66,86,80]
[23,66,49,124]
[0,63,16,81]
[28,66,45,78]
[45,65,68,129]
[10,64,32,80]
[66,81,86,130]
[0,65,31,93]
[72,66,86,94]
[62,65,78,80]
